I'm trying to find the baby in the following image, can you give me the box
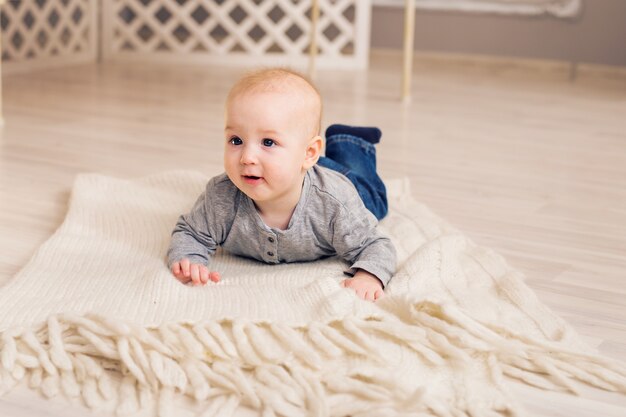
[167,68,396,301]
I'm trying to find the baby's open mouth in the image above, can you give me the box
[242,175,263,184]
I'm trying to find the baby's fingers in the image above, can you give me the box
[180,258,191,278]
[209,271,221,283]
[199,266,210,284]
[171,263,188,283]
[190,264,202,285]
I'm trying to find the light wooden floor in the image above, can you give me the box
[0,50,625,416]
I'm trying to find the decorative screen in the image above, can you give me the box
[1,0,97,71]
[102,0,371,69]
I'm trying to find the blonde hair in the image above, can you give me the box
[226,68,322,137]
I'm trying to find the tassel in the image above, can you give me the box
[41,374,60,398]
[135,327,174,357]
[139,383,153,410]
[116,375,139,416]
[22,331,58,376]
[244,323,285,363]
[324,374,390,401]
[307,323,343,358]
[341,318,385,360]
[148,350,188,391]
[425,329,471,363]
[212,361,261,409]
[192,324,230,359]
[129,337,159,389]
[205,322,239,358]
[48,316,73,371]
[11,363,25,381]
[82,377,104,409]
[77,327,120,359]
[1,329,19,372]
[157,325,185,356]
[532,354,580,395]
[29,368,43,389]
[181,359,211,400]
[192,324,230,360]
[486,353,506,391]
[0,367,16,395]
[255,382,306,416]
[117,337,147,385]
[585,362,626,392]
[158,386,175,417]
[287,365,327,417]
[171,324,205,357]
[501,364,558,390]
[16,352,40,369]
[196,361,239,393]
[100,316,133,336]
[231,320,263,366]
[267,364,306,399]
[359,318,446,365]
[62,314,115,337]
[327,395,372,416]
[317,323,369,357]
[255,366,304,408]
[201,394,240,417]
[98,371,116,400]
[269,323,322,370]
[60,369,81,398]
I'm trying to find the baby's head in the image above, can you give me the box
[223,68,323,206]
[226,68,322,139]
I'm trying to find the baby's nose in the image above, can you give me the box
[240,146,258,164]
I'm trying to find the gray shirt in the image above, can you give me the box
[167,165,396,286]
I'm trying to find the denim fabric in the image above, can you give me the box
[317,133,388,220]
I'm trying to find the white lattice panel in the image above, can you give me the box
[102,0,371,69]
[1,0,97,73]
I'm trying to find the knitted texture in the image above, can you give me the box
[0,170,625,417]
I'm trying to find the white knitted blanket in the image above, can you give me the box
[0,170,624,417]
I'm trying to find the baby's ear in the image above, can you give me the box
[303,135,323,169]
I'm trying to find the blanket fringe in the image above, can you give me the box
[1,299,626,416]
[408,300,626,396]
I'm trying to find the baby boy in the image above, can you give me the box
[167,68,396,301]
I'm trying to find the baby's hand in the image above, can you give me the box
[341,270,384,302]
[171,258,220,286]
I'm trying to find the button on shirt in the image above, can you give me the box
[167,166,396,286]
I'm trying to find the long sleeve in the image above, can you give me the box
[166,175,238,268]
[166,191,219,268]
[331,197,396,287]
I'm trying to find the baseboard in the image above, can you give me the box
[370,48,626,81]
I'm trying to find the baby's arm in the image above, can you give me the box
[341,269,384,301]
[167,184,223,285]
[171,258,220,286]
[332,203,396,302]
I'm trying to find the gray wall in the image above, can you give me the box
[371,0,626,67]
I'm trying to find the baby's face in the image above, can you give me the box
[223,90,317,205]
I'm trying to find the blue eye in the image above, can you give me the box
[262,138,275,147]
[229,137,243,145]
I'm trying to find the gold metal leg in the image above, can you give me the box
[0,0,4,126]
[402,0,415,103]
[308,0,320,79]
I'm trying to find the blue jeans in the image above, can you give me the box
[317,133,388,220]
